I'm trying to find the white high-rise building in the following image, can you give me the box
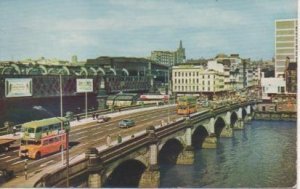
[275,19,298,77]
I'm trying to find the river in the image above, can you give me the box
[160,120,296,188]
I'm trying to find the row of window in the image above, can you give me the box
[173,78,224,84]
[174,85,225,91]
[174,72,218,77]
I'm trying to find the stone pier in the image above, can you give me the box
[88,173,102,188]
[139,168,160,188]
[233,118,244,130]
[220,126,233,137]
[202,136,217,149]
[176,146,194,164]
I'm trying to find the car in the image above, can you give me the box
[97,116,111,123]
[0,169,14,184]
[118,119,135,128]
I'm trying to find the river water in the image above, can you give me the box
[160,120,296,188]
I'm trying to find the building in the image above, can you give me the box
[172,65,226,100]
[275,19,298,78]
[150,40,186,66]
[285,61,297,93]
[261,76,286,100]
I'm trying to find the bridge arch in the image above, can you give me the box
[97,67,106,75]
[214,117,226,137]
[122,68,129,76]
[26,65,47,75]
[230,111,238,128]
[158,138,183,164]
[1,64,21,75]
[192,125,209,149]
[103,159,146,188]
[108,68,117,76]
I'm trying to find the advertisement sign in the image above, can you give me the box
[5,78,32,97]
[76,79,93,93]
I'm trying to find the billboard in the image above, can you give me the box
[76,79,93,93]
[5,78,32,97]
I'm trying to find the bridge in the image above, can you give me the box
[30,101,256,188]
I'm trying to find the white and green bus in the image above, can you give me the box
[20,117,70,141]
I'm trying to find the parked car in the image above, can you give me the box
[97,116,111,123]
[118,119,135,128]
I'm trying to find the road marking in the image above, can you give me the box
[0,154,5,157]
[92,131,103,136]
[6,157,20,162]
[77,136,87,140]
[13,150,19,153]
[12,160,25,165]
[77,143,88,148]
[74,130,88,135]
[0,156,10,160]
[96,137,104,140]
[40,160,54,167]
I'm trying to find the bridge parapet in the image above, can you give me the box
[33,101,257,187]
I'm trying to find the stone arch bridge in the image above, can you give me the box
[35,101,256,188]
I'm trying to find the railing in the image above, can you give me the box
[33,101,256,187]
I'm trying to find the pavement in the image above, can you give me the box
[0,104,176,188]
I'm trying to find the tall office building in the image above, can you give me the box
[275,19,298,77]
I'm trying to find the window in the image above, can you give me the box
[197,79,199,83]
[175,72,177,77]
[28,128,35,133]
[43,140,49,146]
[49,138,54,144]
[36,127,42,133]
[42,126,49,133]
[178,72,180,77]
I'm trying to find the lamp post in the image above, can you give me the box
[59,74,64,165]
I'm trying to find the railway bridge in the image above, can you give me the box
[34,101,256,188]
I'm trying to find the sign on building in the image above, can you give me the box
[5,78,32,97]
[76,79,93,93]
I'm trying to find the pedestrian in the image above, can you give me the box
[92,113,96,120]
[117,134,122,144]
[131,134,135,139]
[13,125,17,136]
[95,113,99,119]
[76,115,80,122]
[106,135,111,147]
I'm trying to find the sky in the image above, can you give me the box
[0,0,298,61]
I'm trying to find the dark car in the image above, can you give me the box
[97,116,111,123]
[0,169,14,184]
[118,119,135,128]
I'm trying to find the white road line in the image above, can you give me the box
[40,160,54,167]
[92,131,103,136]
[6,157,20,162]
[12,160,25,165]
[0,156,10,160]
[77,143,88,148]
[0,154,5,157]
[96,137,104,140]
[73,130,88,135]
[77,136,87,140]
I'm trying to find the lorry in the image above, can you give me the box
[0,139,16,152]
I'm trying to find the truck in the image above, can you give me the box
[0,139,16,152]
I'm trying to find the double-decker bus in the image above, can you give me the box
[20,117,70,141]
[19,133,66,159]
[176,96,197,115]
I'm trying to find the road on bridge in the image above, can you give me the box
[0,105,196,182]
